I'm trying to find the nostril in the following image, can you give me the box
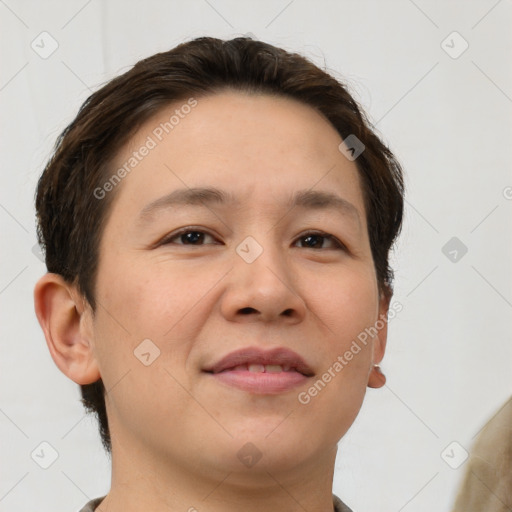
[239,307,257,315]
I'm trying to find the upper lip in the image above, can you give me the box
[203,347,315,376]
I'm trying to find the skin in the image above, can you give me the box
[35,90,389,512]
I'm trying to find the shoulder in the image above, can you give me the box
[452,396,512,510]
[333,493,354,512]
[77,496,106,512]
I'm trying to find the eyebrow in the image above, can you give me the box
[137,186,361,228]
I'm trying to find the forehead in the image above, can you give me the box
[106,90,366,223]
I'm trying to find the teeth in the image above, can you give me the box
[230,364,294,373]
[248,364,266,372]
[265,364,283,373]
[247,364,287,373]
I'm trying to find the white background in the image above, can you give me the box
[1,1,511,511]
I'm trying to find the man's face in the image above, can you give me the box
[88,90,387,477]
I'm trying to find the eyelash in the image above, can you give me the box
[159,227,347,251]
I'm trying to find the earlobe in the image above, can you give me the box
[34,273,101,385]
[367,364,386,388]
[367,292,390,389]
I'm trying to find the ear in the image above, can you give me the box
[34,273,101,385]
[367,291,390,389]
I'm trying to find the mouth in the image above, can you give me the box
[203,347,314,394]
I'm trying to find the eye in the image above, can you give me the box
[160,228,219,246]
[294,231,346,250]
[158,228,346,251]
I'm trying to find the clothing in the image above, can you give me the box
[451,396,512,511]
[333,493,354,511]
[79,493,353,511]
[79,496,104,511]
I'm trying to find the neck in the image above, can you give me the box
[98,432,338,512]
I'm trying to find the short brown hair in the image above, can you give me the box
[35,36,405,454]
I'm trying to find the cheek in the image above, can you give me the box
[296,273,376,439]
[301,265,378,412]
[91,256,222,386]
[91,261,207,440]
[96,255,196,337]
[306,264,379,345]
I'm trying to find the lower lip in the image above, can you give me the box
[206,370,310,394]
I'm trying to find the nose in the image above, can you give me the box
[219,237,307,324]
